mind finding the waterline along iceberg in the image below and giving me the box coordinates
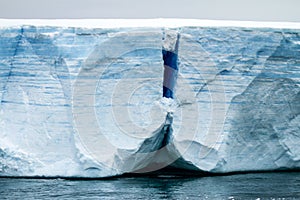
[0,19,299,178]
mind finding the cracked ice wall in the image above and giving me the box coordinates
[0,21,299,177]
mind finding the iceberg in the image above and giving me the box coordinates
[0,19,299,178]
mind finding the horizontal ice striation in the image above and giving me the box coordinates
[0,21,299,177]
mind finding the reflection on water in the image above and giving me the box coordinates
[1,172,300,199]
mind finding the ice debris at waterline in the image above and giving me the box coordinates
[0,19,300,178]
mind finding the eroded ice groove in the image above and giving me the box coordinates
[116,31,183,174]
[0,20,300,177]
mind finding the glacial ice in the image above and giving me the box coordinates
[0,19,299,178]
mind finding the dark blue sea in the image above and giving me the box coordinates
[1,172,300,199]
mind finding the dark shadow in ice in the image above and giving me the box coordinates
[137,113,173,153]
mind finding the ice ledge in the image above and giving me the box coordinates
[1,18,300,29]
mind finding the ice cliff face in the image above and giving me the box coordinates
[0,20,299,177]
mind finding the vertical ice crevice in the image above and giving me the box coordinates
[160,30,180,147]
[162,30,180,99]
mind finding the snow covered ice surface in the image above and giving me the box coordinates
[0,19,299,178]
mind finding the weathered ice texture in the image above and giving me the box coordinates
[0,20,299,177]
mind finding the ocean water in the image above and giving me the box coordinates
[0,172,300,199]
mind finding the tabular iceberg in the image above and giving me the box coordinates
[0,19,299,178]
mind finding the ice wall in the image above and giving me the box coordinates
[0,20,299,177]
